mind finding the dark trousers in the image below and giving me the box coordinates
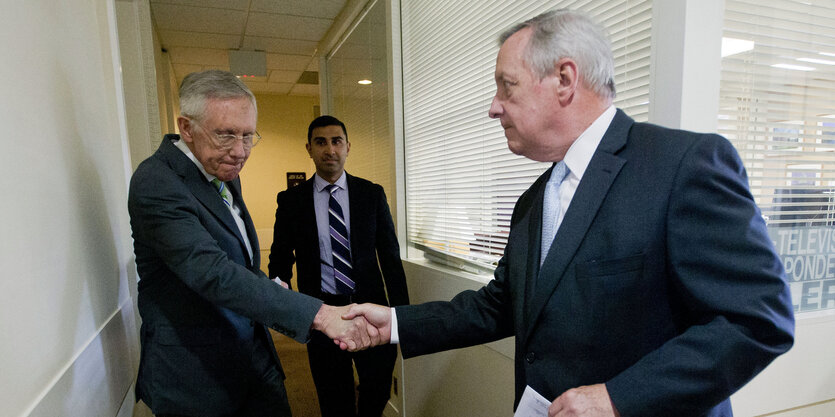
[307,330,398,417]
[157,336,291,417]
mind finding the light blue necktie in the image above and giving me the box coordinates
[541,161,569,265]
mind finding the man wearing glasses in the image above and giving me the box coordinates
[128,70,377,417]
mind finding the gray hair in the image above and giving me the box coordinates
[500,9,616,100]
[178,69,257,121]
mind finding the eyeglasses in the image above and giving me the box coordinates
[190,120,262,151]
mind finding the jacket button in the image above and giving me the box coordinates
[526,352,536,364]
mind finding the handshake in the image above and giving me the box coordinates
[312,303,392,351]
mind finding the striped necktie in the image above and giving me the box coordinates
[210,178,232,207]
[325,184,355,294]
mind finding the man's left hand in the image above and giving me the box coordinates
[549,384,619,417]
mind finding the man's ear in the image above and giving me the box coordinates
[305,142,312,157]
[554,58,579,105]
[177,116,193,143]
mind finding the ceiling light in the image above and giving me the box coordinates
[358,79,372,85]
[797,57,835,66]
[721,37,754,57]
[771,63,815,71]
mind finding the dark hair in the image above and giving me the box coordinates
[307,115,347,143]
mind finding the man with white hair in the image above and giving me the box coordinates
[128,70,373,417]
[345,9,794,417]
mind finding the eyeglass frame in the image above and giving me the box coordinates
[187,118,262,151]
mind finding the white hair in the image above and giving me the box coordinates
[500,9,616,100]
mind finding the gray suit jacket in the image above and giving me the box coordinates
[396,110,794,416]
[128,135,323,415]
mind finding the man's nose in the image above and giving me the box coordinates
[228,138,246,157]
[488,95,502,119]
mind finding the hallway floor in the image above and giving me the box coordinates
[270,330,322,417]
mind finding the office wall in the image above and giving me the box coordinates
[400,262,515,417]
[239,94,319,280]
[0,1,138,417]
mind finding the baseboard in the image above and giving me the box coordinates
[384,399,400,417]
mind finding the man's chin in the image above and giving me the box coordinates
[506,140,524,156]
[215,170,241,182]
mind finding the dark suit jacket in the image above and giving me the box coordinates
[128,135,323,415]
[268,174,409,307]
[395,110,794,417]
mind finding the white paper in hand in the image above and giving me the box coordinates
[514,385,550,417]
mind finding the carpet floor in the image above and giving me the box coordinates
[271,330,323,417]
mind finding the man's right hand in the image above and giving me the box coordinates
[340,303,392,349]
[312,304,377,351]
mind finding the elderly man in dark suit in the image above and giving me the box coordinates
[268,115,409,417]
[343,9,794,417]
[128,70,374,417]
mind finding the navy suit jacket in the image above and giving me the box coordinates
[128,135,323,415]
[396,110,794,416]
[268,174,409,307]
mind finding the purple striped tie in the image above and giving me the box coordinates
[325,184,355,294]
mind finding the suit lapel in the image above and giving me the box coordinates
[521,169,549,313]
[345,173,362,261]
[299,178,320,272]
[227,179,258,267]
[158,136,251,264]
[523,111,632,343]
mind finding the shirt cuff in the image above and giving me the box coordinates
[390,307,400,344]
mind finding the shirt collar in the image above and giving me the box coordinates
[173,135,218,183]
[314,171,348,192]
[562,105,617,180]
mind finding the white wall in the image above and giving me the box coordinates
[400,261,515,417]
[0,1,138,416]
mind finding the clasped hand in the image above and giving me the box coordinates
[312,303,392,351]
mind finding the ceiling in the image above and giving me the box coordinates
[149,0,350,97]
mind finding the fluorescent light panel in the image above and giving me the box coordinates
[721,37,755,57]
[797,57,835,66]
[771,63,815,71]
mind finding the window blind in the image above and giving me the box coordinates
[719,0,835,228]
[401,0,653,268]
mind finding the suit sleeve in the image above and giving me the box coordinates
[129,173,322,343]
[373,185,410,306]
[268,190,295,287]
[605,135,795,415]
[394,183,537,357]
[396,254,514,358]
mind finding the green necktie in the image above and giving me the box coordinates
[210,178,232,207]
